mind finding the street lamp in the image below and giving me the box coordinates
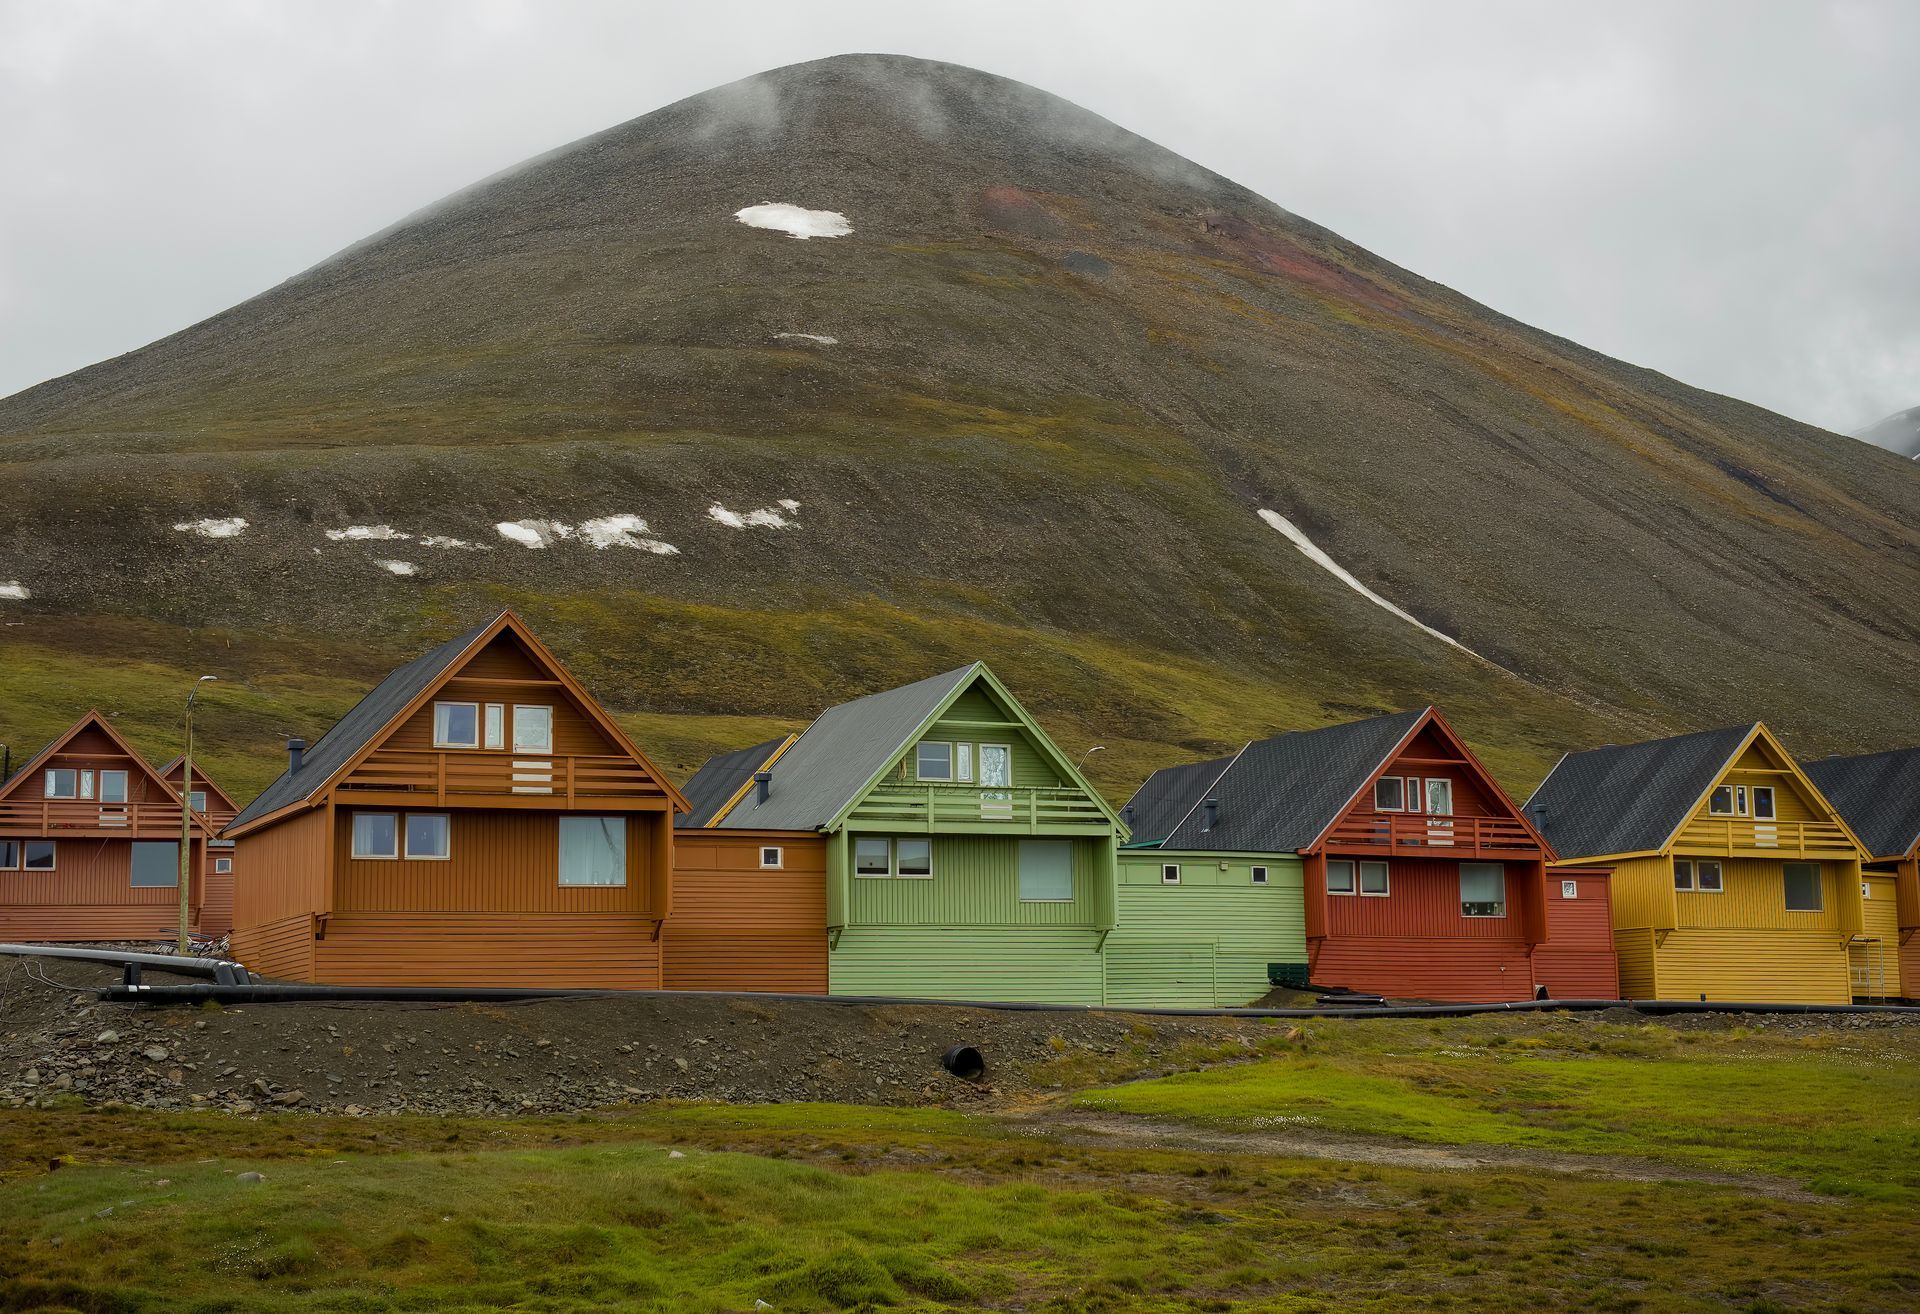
[178,675,217,954]
[1075,745,1106,776]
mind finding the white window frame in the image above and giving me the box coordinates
[1561,879,1578,899]
[44,768,78,800]
[1695,859,1724,893]
[99,770,129,804]
[512,705,553,755]
[1327,859,1356,895]
[1373,777,1405,811]
[955,742,974,783]
[433,701,480,749]
[1673,859,1695,891]
[351,812,400,860]
[484,703,505,750]
[404,813,451,861]
[1162,863,1181,885]
[214,856,233,874]
[1251,865,1269,886]
[1782,863,1823,913]
[1708,785,1735,816]
[0,840,18,870]
[896,837,933,879]
[1425,778,1453,817]
[1459,862,1506,918]
[1358,860,1390,897]
[915,741,954,782]
[187,790,207,814]
[1734,784,1748,816]
[854,836,892,878]
[557,815,626,887]
[23,840,56,871]
[1751,786,1776,820]
[759,846,783,870]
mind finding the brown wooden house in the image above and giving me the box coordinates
[159,756,240,937]
[0,711,216,942]
[226,611,688,986]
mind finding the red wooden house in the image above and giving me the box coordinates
[1132,707,1616,1002]
[159,756,240,937]
[0,711,218,942]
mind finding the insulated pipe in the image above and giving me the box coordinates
[3,943,249,981]
[940,1044,985,1080]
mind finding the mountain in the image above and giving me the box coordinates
[1857,407,1920,460]
[3,53,1917,800]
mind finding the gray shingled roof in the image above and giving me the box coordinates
[1804,746,1920,861]
[1523,724,1752,860]
[1121,751,1237,846]
[1129,708,1429,853]
[676,736,791,828]
[228,620,493,830]
[716,665,976,832]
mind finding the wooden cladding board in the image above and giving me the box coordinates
[232,806,328,929]
[1651,928,1851,1004]
[377,633,622,760]
[1310,936,1541,1003]
[1322,857,1536,940]
[1364,723,1514,822]
[0,903,188,943]
[1105,852,1304,1006]
[1532,871,1618,998]
[845,835,1102,927]
[1853,875,1901,999]
[665,831,827,993]
[229,913,315,981]
[828,926,1104,1004]
[1674,858,1854,932]
[1614,926,1658,999]
[312,913,661,988]
[0,835,202,943]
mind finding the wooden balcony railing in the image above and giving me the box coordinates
[1673,817,1855,857]
[339,750,664,805]
[853,784,1112,831]
[1325,813,1542,856]
[0,798,192,836]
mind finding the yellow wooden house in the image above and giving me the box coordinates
[1803,746,1920,1001]
[1524,723,1867,1004]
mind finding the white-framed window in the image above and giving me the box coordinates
[1696,859,1724,893]
[484,703,505,750]
[1359,861,1390,897]
[188,790,207,814]
[759,846,783,869]
[1018,839,1073,901]
[1161,863,1181,884]
[100,770,129,804]
[915,741,954,781]
[1735,785,1749,815]
[854,837,892,877]
[1752,786,1776,820]
[1425,778,1453,816]
[1560,879,1578,899]
[1251,865,1270,886]
[1460,862,1505,917]
[433,701,480,749]
[0,840,17,870]
[897,838,933,879]
[405,813,451,860]
[1373,777,1405,811]
[1782,863,1822,912]
[351,812,399,860]
[558,816,625,886]
[1327,860,1356,895]
[1708,785,1736,816]
[513,705,553,755]
[44,768,79,799]
[955,743,974,783]
[214,857,233,874]
[129,841,179,888]
[23,840,55,871]
[1673,859,1694,891]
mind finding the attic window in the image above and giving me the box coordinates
[433,702,479,749]
[513,705,553,754]
[484,703,505,750]
[915,742,954,782]
[44,769,84,800]
[188,791,207,814]
[1752,786,1776,820]
[1708,786,1736,816]
[1373,777,1405,811]
[101,771,128,804]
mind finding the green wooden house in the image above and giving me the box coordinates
[684,663,1127,1003]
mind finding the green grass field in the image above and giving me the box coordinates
[4,1017,1918,1312]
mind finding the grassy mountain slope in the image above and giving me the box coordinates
[2,54,1916,804]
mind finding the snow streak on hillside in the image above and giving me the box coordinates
[1258,509,1476,657]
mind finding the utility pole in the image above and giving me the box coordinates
[179,675,217,954]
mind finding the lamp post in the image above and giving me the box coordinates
[179,675,217,953]
[1075,745,1106,777]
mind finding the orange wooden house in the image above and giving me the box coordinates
[159,756,240,937]
[226,611,689,986]
[0,711,218,942]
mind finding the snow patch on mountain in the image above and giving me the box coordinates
[734,204,851,239]
[708,502,798,529]
[1258,509,1475,657]
[0,581,28,600]
[173,517,249,539]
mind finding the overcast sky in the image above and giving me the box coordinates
[2,0,1915,435]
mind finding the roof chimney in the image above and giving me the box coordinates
[754,770,771,805]
[1123,804,1134,827]
[1202,797,1220,830]
[288,738,305,775]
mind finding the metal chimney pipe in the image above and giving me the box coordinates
[288,738,305,774]
[753,770,771,805]
[1203,797,1219,830]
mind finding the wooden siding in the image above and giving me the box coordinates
[1652,928,1851,1004]
[230,913,315,981]
[1532,870,1618,998]
[332,810,663,916]
[312,913,661,988]
[1105,852,1305,1006]
[1674,858,1858,932]
[828,926,1104,1004]
[845,835,1102,927]
[1596,855,1675,931]
[1322,857,1540,941]
[1309,936,1539,1003]
[665,830,827,993]
[199,854,235,937]
[1854,874,1901,1000]
[0,836,196,942]
[232,806,328,929]
[1614,926,1658,998]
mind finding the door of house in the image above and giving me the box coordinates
[1425,778,1454,846]
[979,744,1013,820]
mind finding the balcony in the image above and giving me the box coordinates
[851,784,1112,834]
[1324,813,1542,858]
[338,749,666,807]
[0,798,192,837]
[1672,817,1855,859]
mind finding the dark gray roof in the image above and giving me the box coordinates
[1131,708,1429,853]
[1121,751,1237,846]
[1523,724,1752,860]
[676,736,791,828]
[1804,746,1920,860]
[229,620,493,830]
[717,665,976,832]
